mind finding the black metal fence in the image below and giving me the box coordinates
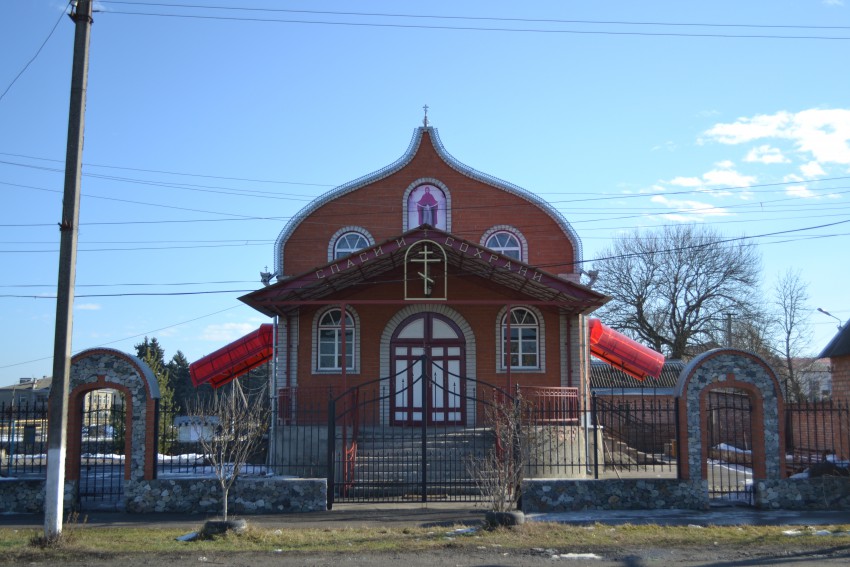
[7,391,846,492]
[590,393,679,478]
[785,399,850,475]
[78,396,126,506]
[0,399,48,478]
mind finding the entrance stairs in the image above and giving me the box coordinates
[341,426,495,498]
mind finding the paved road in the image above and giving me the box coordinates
[2,502,849,530]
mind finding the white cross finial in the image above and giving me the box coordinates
[423,104,429,127]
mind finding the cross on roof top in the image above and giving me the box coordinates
[422,104,429,127]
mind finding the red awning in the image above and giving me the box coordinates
[189,324,274,388]
[588,319,664,381]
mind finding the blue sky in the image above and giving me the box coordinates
[2,0,849,385]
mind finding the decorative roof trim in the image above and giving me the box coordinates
[428,128,583,265]
[274,129,423,276]
[273,126,583,275]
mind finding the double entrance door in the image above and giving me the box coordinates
[391,313,465,426]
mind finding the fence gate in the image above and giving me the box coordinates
[705,389,754,505]
[78,392,126,509]
[328,356,506,506]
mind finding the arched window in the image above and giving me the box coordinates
[482,226,527,262]
[333,231,369,259]
[317,308,355,371]
[485,231,522,260]
[501,308,539,369]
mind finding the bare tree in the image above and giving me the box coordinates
[189,380,270,521]
[469,392,539,521]
[773,269,812,401]
[592,225,762,359]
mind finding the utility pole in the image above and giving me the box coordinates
[44,0,93,541]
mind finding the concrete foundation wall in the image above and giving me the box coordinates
[754,478,850,510]
[0,477,326,515]
[522,478,709,511]
[522,477,850,512]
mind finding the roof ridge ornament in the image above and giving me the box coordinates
[422,104,429,127]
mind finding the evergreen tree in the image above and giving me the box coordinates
[136,337,176,452]
[167,350,199,413]
[135,336,166,367]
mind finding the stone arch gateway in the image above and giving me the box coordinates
[675,348,786,501]
[68,349,160,508]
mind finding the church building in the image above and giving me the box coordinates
[241,121,609,418]
[189,121,663,495]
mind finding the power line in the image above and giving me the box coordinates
[0,279,257,288]
[3,169,849,229]
[98,2,850,39]
[0,2,71,103]
[2,220,846,292]
[0,289,253,299]
[0,304,244,371]
[0,153,335,189]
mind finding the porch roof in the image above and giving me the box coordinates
[189,324,273,388]
[588,318,665,381]
[590,359,683,390]
[240,226,609,318]
[819,320,850,359]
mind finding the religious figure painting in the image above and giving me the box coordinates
[407,184,447,229]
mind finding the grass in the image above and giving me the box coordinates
[2,521,850,563]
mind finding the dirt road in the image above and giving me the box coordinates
[12,543,850,567]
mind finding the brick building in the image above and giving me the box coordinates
[242,123,613,420]
[191,123,662,439]
[820,322,850,406]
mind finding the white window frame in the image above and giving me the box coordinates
[327,227,374,262]
[497,307,543,371]
[314,308,359,373]
[481,225,528,262]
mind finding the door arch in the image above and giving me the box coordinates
[390,312,465,425]
[68,349,160,509]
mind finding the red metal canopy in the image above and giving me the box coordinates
[588,318,664,381]
[189,324,274,389]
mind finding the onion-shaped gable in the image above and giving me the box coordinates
[272,126,583,278]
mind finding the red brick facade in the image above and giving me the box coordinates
[831,356,850,406]
[243,127,607,423]
[280,130,576,276]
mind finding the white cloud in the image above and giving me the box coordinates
[650,195,731,221]
[75,303,101,311]
[701,167,756,189]
[823,0,844,6]
[668,176,703,188]
[800,161,826,178]
[704,112,793,144]
[744,145,789,164]
[704,108,850,166]
[786,185,817,198]
[665,162,755,194]
[651,141,677,152]
[201,322,256,342]
[791,108,850,164]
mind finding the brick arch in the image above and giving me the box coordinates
[68,349,160,483]
[380,304,476,380]
[675,348,785,482]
